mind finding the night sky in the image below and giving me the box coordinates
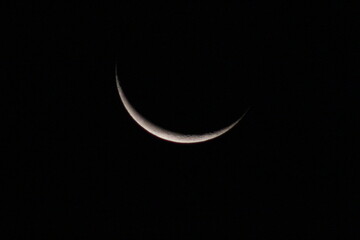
[4,1,358,239]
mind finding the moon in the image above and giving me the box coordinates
[115,67,248,144]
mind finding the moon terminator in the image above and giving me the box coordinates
[115,66,248,143]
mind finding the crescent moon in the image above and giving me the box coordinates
[116,67,248,144]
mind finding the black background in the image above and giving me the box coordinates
[4,1,358,239]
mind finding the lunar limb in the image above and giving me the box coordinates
[115,66,248,143]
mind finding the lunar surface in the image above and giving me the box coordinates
[116,67,248,143]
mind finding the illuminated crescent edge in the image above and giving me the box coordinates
[116,67,248,143]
